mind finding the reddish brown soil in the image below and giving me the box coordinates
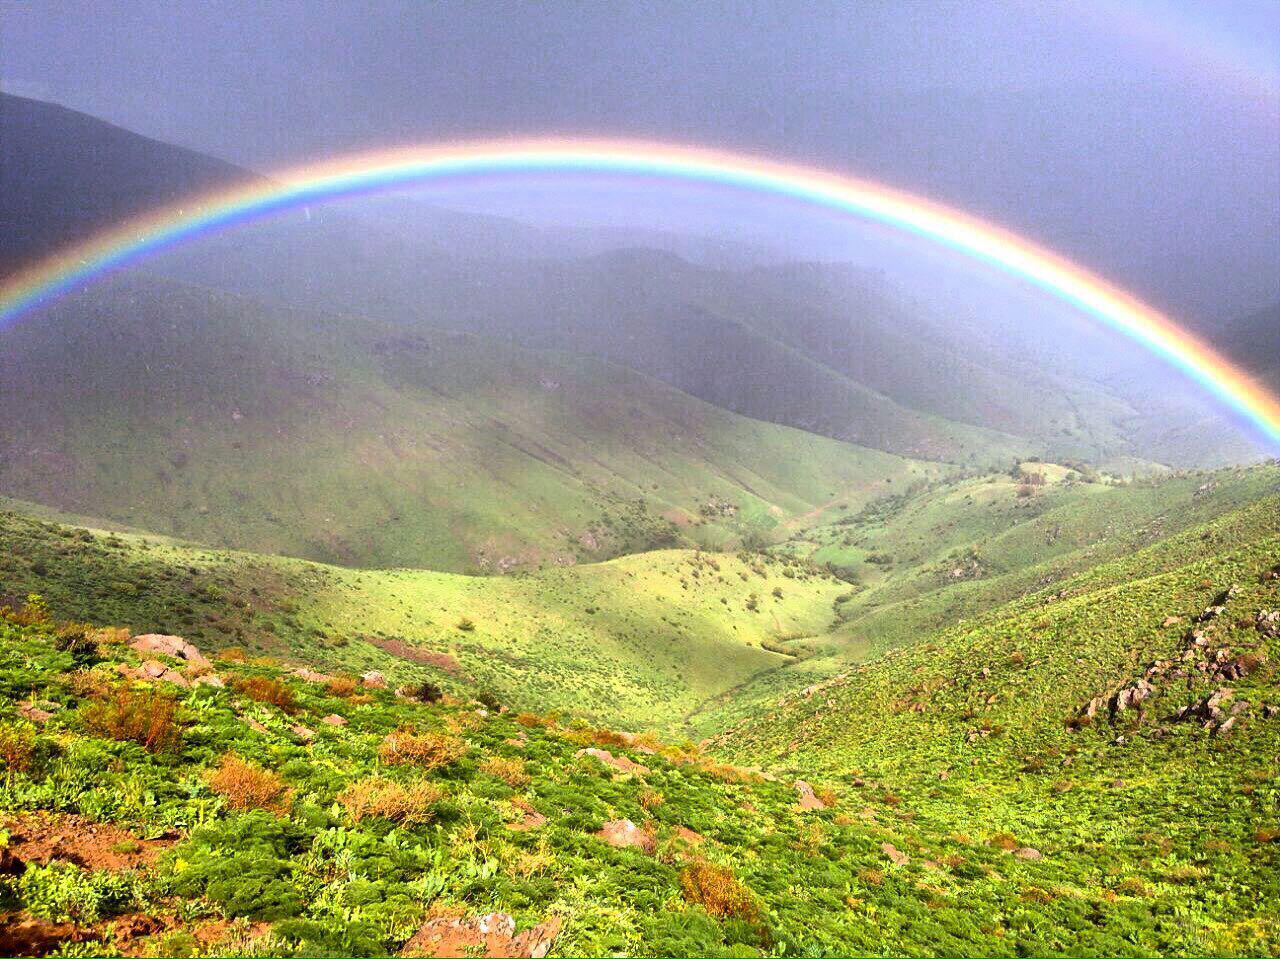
[0,913,95,957]
[400,912,561,958]
[3,812,175,871]
[367,637,464,674]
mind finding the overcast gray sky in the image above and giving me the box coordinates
[2,0,1277,323]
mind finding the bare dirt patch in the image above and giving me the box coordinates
[400,911,562,958]
[3,812,175,871]
[367,637,465,674]
[0,912,94,957]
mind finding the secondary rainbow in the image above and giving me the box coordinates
[2,138,1277,447]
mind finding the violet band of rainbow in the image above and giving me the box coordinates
[2,139,1277,448]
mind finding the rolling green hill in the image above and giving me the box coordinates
[0,501,852,732]
[1,466,1277,956]
[0,274,944,572]
[711,491,1280,955]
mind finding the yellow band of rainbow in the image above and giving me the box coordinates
[2,139,1277,448]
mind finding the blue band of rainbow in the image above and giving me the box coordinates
[2,139,1277,448]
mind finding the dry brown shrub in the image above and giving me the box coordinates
[205,754,293,814]
[815,786,840,808]
[338,777,443,824]
[514,712,545,728]
[232,676,297,713]
[379,729,466,770]
[217,647,249,663]
[444,713,481,734]
[89,626,131,646]
[638,789,665,810]
[0,725,36,774]
[693,757,757,783]
[988,832,1020,851]
[325,676,358,698]
[595,728,633,748]
[678,861,759,922]
[858,867,885,886]
[479,756,529,788]
[82,686,181,752]
[1256,827,1280,843]
[1116,876,1149,897]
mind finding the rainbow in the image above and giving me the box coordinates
[2,138,1278,448]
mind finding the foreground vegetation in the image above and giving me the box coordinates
[0,465,1277,955]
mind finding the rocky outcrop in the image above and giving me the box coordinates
[129,634,208,666]
[575,748,649,776]
[597,818,655,853]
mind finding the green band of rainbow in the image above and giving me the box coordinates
[2,139,1277,448]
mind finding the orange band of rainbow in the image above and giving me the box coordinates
[2,139,1277,447]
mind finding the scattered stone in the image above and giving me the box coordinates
[674,826,705,846]
[320,714,348,727]
[241,716,269,733]
[1198,605,1227,623]
[1110,679,1153,718]
[291,724,316,742]
[1263,704,1279,720]
[1214,716,1236,737]
[360,671,387,689]
[597,818,655,853]
[400,912,562,958]
[192,674,225,688]
[1256,610,1279,639]
[292,667,332,683]
[1162,616,1183,628]
[507,804,547,832]
[130,634,208,666]
[575,747,649,776]
[1014,846,1043,860]
[794,780,827,811]
[18,702,54,723]
[881,841,910,866]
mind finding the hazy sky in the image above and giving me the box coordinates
[2,0,1278,323]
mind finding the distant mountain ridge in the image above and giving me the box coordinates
[2,91,1275,482]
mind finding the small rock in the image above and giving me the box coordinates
[575,747,649,776]
[597,818,655,853]
[360,671,387,689]
[1162,616,1183,628]
[881,841,910,866]
[291,724,316,742]
[320,714,348,726]
[131,633,208,666]
[18,702,54,723]
[192,674,225,688]
[794,780,826,811]
[1014,846,1043,860]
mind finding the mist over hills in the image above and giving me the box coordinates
[4,91,1276,473]
[1,85,1279,958]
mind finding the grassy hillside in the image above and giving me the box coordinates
[0,274,941,571]
[0,504,850,732]
[0,478,1277,955]
[712,494,1280,955]
[687,461,1280,736]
